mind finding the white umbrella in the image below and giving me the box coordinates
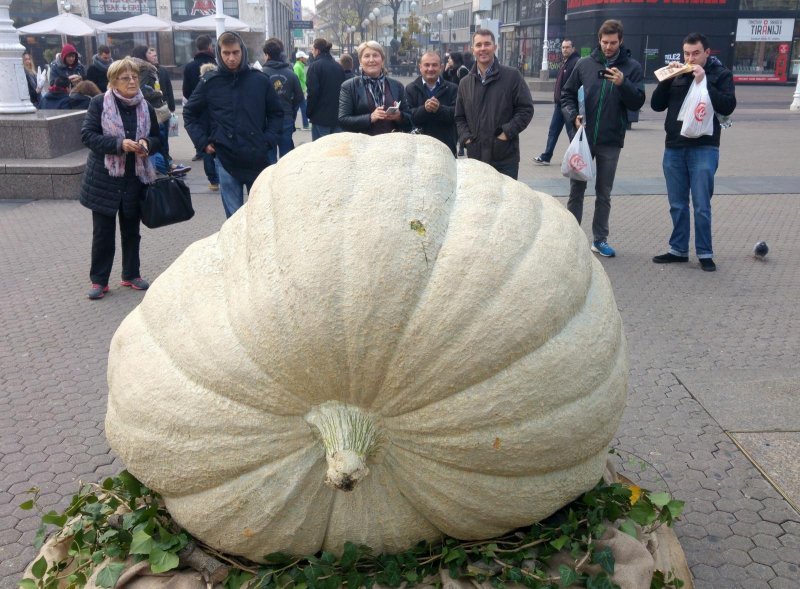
[97,14,176,33]
[17,12,104,36]
[174,14,250,32]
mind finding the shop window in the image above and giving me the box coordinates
[88,0,158,19]
[170,0,239,21]
[739,0,799,9]
[733,40,793,81]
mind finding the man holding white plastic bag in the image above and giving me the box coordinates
[561,20,645,258]
[651,33,736,272]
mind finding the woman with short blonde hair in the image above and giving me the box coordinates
[338,41,411,135]
[79,55,161,299]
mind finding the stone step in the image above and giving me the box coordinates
[0,148,86,200]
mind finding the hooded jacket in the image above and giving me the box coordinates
[86,54,112,92]
[651,56,736,149]
[561,45,645,149]
[183,33,284,185]
[306,51,346,127]
[405,76,458,155]
[454,59,534,167]
[261,59,303,123]
[182,50,216,100]
[49,43,86,84]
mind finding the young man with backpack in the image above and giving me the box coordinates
[261,38,304,163]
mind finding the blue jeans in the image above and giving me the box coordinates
[215,159,252,218]
[662,146,719,259]
[540,103,567,162]
[311,124,342,141]
[296,98,309,128]
[492,161,519,180]
[267,120,296,164]
[204,152,219,184]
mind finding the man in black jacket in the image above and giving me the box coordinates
[405,51,458,155]
[561,19,645,258]
[262,37,303,163]
[307,38,345,140]
[184,32,284,218]
[651,33,736,272]
[455,29,534,180]
[86,45,112,92]
[534,39,578,165]
[182,35,215,101]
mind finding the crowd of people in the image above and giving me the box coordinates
[19,18,735,299]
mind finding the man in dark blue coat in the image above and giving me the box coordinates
[261,37,303,163]
[405,51,458,155]
[184,32,284,218]
[306,38,345,140]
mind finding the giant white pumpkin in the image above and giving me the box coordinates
[105,133,627,562]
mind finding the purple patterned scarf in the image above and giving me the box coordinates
[101,89,156,184]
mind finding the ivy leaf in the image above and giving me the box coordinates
[340,542,358,571]
[628,502,658,526]
[592,546,615,575]
[19,500,35,511]
[149,547,180,574]
[129,529,154,555]
[346,571,363,589]
[18,580,38,589]
[96,563,126,589]
[666,500,685,520]
[31,556,48,579]
[647,492,671,508]
[550,535,570,551]
[118,470,144,498]
[618,519,638,539]
[33,523,47,550]
[585,572,617,589]
[41,511,68,527]
[264,552,293,565]
[558,564,577,587]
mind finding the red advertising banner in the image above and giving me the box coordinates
[568,0,725,8]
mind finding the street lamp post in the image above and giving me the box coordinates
[791,74,800,111]
[373,7,381,42]
[362,18,370,42]
[436,13,443,54]
[368,12,376,41]
[446,8,454,57]
[540,0,554,80]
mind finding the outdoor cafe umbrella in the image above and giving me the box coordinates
[17,12,104,36]
[173,14,250,32]
[97,14,176,33]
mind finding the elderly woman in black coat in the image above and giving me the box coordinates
[338,41,412,135]
[80,57,160,300]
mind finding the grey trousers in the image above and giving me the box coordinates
[567,144,622,242]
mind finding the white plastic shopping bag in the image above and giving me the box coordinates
[561,126,594,182]
[168,113,180,137]
[677,77,714,138]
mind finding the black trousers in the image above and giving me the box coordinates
[89,206,141,286]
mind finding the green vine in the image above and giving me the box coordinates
[19,471,685,589]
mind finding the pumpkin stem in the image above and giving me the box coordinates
[305,402,382,492]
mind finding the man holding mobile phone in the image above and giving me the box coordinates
[561,20,645,258]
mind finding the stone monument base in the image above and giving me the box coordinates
[0,110,87,201]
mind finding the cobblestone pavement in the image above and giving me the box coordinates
[1,84,799,588]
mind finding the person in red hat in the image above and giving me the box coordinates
[49,42,86,86]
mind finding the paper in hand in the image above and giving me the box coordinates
[654,63,693,82]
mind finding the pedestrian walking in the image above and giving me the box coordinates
[294,51,310,130]
[533,39,579,165]
[307,38,346,140]
[338,41,412,135]
[340,54,355,80]
[183,32,283,218]
[454,29,534,180]
[561,19,645,258]
[79,57,160,300]
[182,35,215,102]
[651,32,736,272]
[405,51,458,155]
[261,37,303,162]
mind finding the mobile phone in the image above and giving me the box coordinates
[597,69,612,79]
[385,105,400,114]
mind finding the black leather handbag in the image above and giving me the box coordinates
[141,176,194,229]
